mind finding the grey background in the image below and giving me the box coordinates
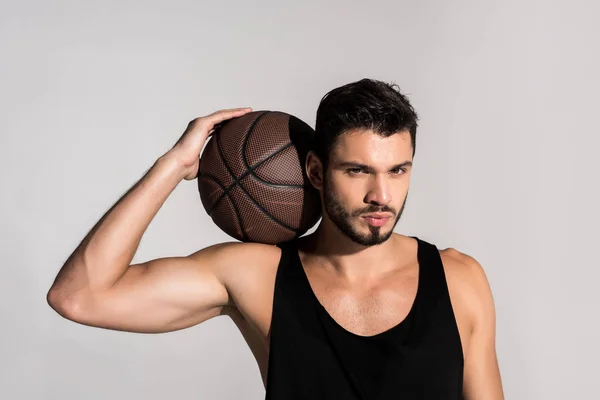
[1,0,598,398]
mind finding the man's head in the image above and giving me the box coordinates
[307,78,418,246]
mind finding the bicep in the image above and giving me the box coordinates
[458,254,504,399]
[68,247,232,334]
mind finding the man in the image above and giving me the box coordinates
[47,79,504,399]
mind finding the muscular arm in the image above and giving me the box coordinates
[46,149,241,333]
[52,243,241,334]
[46,153,271,332]
[46,115,266,334]
[444,250,504,399]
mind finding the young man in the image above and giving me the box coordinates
[47,79,504,399]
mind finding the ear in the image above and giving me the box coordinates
[305,151,324,190]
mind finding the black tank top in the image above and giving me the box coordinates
[265,236,464,400]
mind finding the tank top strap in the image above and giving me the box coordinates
[412,236,445,287]
[409,236,455,330]
[274,239,304,295]
[274,239,322,330]
[275,239,303,279]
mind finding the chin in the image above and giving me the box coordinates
[347,227,394,246]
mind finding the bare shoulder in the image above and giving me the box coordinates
[188,241,282,334]
[187,241,281,268]
[187,241,282,291]
[438,247,496,334]
[439,247,490,289]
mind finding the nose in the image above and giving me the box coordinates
[364,174,392,207]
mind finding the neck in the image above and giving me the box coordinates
[300,221,401,282]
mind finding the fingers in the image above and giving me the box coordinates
[188,108,253,136]
[207,107,252,125]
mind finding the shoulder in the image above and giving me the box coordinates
[188,241,283,303]
[189,241,282,263]
[188,241,283,276]
[439,247,489,289]
[191,242,284,333]
[438,247,496,333]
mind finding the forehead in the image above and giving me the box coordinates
[330,129,413,164]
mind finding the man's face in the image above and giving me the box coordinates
[322,129,413,246]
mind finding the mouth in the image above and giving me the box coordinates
[361,214,393,227]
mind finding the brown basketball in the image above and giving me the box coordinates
[197,110,322,244]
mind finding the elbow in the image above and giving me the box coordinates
[47,287,82,321]
[46,286,68,316]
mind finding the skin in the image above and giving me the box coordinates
[47,110,503,398]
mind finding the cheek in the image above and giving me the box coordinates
[327,176,367,208]
[327,173,358,194]
[395,182,411,208]
[396,178,410,194]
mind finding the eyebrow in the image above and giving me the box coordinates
[338,161,413,172]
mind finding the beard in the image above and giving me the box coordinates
[323,178,407,247]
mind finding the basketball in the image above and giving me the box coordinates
[197,110,322,244]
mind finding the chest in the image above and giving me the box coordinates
[230,261,419,340]
[304,264,420,337]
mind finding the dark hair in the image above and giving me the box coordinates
[313,78,419,167]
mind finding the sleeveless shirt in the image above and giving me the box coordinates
[265,236,464,400]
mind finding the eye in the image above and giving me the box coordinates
[347,168,364,175]
[390,168,406,175]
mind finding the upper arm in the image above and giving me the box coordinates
[444,249,504,399]
[62,242,243,334]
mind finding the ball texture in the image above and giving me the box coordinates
[197,110,321,244]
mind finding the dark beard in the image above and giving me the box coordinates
[323,178,406,246]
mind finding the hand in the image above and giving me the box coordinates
[169,108,252,181]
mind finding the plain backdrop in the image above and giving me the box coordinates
[1,0,598,399]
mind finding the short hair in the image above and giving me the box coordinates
[313,78,419,167]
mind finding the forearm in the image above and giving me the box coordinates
[49,150,187,297]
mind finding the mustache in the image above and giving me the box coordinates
[351,205,396,217]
